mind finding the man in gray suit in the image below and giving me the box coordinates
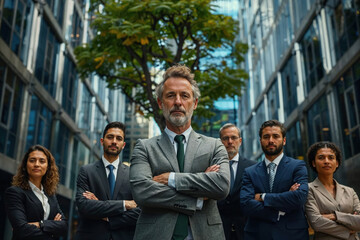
[130,65,230,240]
[76,122,140,240]
[217,123,256,240]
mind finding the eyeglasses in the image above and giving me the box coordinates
[221,136,240,142]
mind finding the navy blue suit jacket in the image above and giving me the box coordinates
[240,155,309,240]
[4,186,67,240]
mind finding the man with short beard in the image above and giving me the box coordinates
[130,65,230,240]
[218,123,256,240]
[75,122,140,240]
[240,120,309,240]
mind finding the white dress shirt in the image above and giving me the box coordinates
[29,181,50,220]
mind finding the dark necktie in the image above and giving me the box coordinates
[229,160,235,191]
[107,164,115,198]
[268,162,276,193]
[173,135,188,240]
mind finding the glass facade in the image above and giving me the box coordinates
[0,0,126,238]
[238,0,360,196]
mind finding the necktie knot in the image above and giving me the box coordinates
[107,164,115,171]
[268,162,276,171]
[174,135,185,144]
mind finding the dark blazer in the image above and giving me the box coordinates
[240,155,309,240]
[217,156,256,240]
[75,159,140,240]
[4,186,67,240]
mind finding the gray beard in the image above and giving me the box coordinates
[162,104,194,127]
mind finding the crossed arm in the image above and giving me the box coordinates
[76,166,140,227]
[129,139,230,215]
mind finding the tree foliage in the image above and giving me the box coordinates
[75,0,248,130]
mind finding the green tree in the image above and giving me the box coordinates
[75,0,248,130]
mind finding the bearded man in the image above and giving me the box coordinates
[76,122,140,240]
[240,120,309,240]
[129,65,230,240]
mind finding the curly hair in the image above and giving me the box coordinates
[307,142,342,173]
[155,64,201,100]
[12,145,59,196]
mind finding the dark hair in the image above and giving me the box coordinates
[307,141,342,173]
[219,123,241,138]
[259,120,286,138]
[103,122,126,138]
[12,145,59,196]
[155,64,201,100]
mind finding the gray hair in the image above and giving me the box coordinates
[219,123,241,137]
[155,65,201,100]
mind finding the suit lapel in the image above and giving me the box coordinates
[157,133,179,172]
[96,160,111,199]
[272,155,289,193]
[313,178,338,207]
[113,162,126,199]
[258,161,270,192]
[26,189,45,217]
[231,157,245,195]
[184,130,201,172]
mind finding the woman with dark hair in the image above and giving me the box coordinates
[305,142,360,240]
[5,145,67,239]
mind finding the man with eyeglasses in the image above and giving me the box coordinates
[218,123,256,240]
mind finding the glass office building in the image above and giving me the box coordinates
[0,0,126,238]
[238,0,360,195]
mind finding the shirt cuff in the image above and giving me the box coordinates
[196,198,204,210]
[277,211,286,221]
[168,172,176,188]
[123,201,127,211]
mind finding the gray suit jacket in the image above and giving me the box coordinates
[130,130,230,240]
[306,178,360,240]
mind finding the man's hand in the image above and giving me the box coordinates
[205,164,220,173]
[322,213,336,221]
[289,183,300,191]
[153,172,170,185]
[83,191,99,200]
[125,200,137,210]
[28,222,40,228]
[54,213,62,221]
[254,193,263,202]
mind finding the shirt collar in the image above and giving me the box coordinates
[264,152,284,167]
[230,153,239,162]
[164,126,192,144]
[102,156,120,168]
[28,180,43,192]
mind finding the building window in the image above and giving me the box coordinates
[45,0,65,28]
[70,7,83,48]
[78,83,93,139]
[307,95,331,144]
[281,55,298,118]
[34,18,60,97]
[326,0,360,60]
[285,121,304,160]
[0,60,24,158]
[53,121,70,185]
[62,56,78,120]
[267,79,279,120]
[300,19,325,93]
[335,59,360,159]
[0,0,32,62]
[26,95,53,150]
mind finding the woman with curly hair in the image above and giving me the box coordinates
[305,142,360,240]
[5,145,67,239]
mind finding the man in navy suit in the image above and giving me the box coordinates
[76,122,140,240]
[240,120,309,240]
[217,123,256,240]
